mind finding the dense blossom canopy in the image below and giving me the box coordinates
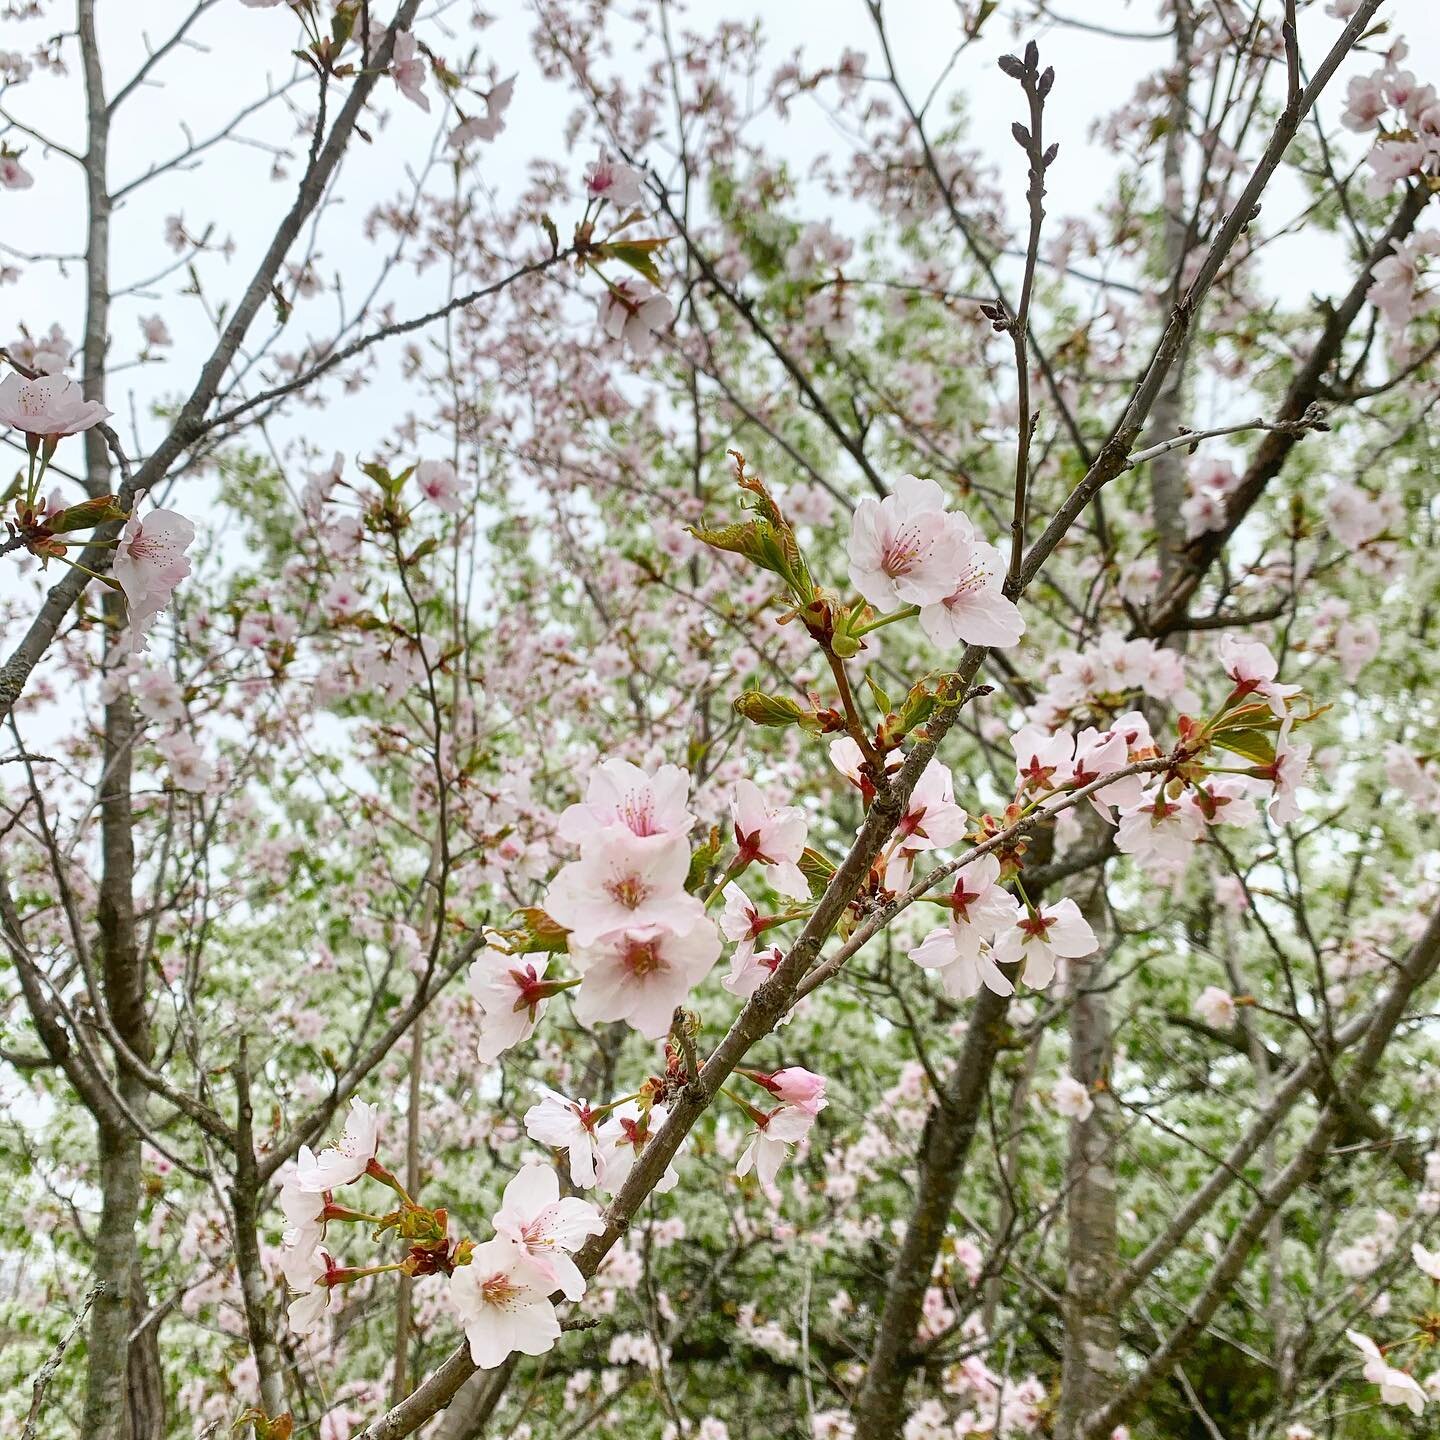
[1,3,1439,1440]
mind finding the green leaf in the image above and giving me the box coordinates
[689,516,813,601]
[515,907,570,954]
[734,690,821,732]
[686,824,723,892]
[47,495,127,533]
[604,242,663,286]
[864,673,893,716]
[798,847,836,900]
[1212,728,1276,767]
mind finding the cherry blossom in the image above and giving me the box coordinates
[1059,726,1145,818]
[731,778,809,899]
[283,1247,337,1337]
[992,898,1098,990]
[1052,1073,1094,1122]
[752,1067,828,1115]
[133,667,185,724]
[1181,457,1241,540]
[492,1163,605,1301]
[570,921,721,1038]
[113,508,196,652]
[279,1177,326,1261]
[1219,636,1302,717]
[916,515,1025,649]
[0,370,111,439]
[718,881,767,967]
[139,315,172,347]
[1190,777,1261,831]
[585,149,646,209]
[888,760,968,881]
[1334,618,1381,681]
[908,856,1020,999]
[847,474,967,611]
[557,759,695,847]
[1342,70,1388,131]
[450,1238,561,1369]
[1346,1330,1427,1415]
[544,831,704,946]
[1115,791,1206,867]
[0,153,33,189]
[829,735,901,799]
[723,941,784,998]
[388,30,429,111]
[449,76,515,147]
[524,1088,604,1188]
[294,1098,379,1192]
[155,732,213,794]
[1267,720,1312,825]
[1193,986,1237,1029]
[1012,726,1074,794]
[599,278,675,358]
[1412,1242,1440,1281]
[736,1104,816,1190]
[596,1101,679,1197]
[468,947,552,1063]
[415,458,462,512]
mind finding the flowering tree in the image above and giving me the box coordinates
[2,2,1440,1439]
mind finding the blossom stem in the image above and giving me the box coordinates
[702,856,746,909]
[57,557,121,587]
[365,1158,414,1206]
[1013,877,1037,919]
[585,1092,641,1123]
[721,1086,768,1126]
[852,604,920,637]
[328,1262,406,1286]
[822,646,885,775]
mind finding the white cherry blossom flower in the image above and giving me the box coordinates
[991,898,1098,990]
[1052,1073,1094,1122]
[545,831,704,947]
[1193,986,1237,1029]
[493,1163,604,1301]
[113,508,196,652]
[294,1098,380,1193]
[570,921,721,1038]
[558,760,695,847]
[848,474,967,611]
[450,1237,561,1369]
[0,370,111,438]
[917,514,1024,649]
[524,1088,604,1188]
[731,778,808,899]
[585,149,646,209]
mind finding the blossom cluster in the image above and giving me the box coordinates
[276,1097,608,1370]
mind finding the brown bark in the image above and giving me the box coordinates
[1145,181,1432,635]
[850,986,1013,1440]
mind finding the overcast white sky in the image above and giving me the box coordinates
[0,0,1437,540]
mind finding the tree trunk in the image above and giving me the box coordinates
[1056,875,1118,1437]
[77,7,154,1433]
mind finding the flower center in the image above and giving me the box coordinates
[607,872,650,910]
[880,522,929,578]
[481,1272,522,1307]
[619,788,658,836]
[1017,914,1056,940]
[622,935,665,976]
[520,1218,553,1249]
